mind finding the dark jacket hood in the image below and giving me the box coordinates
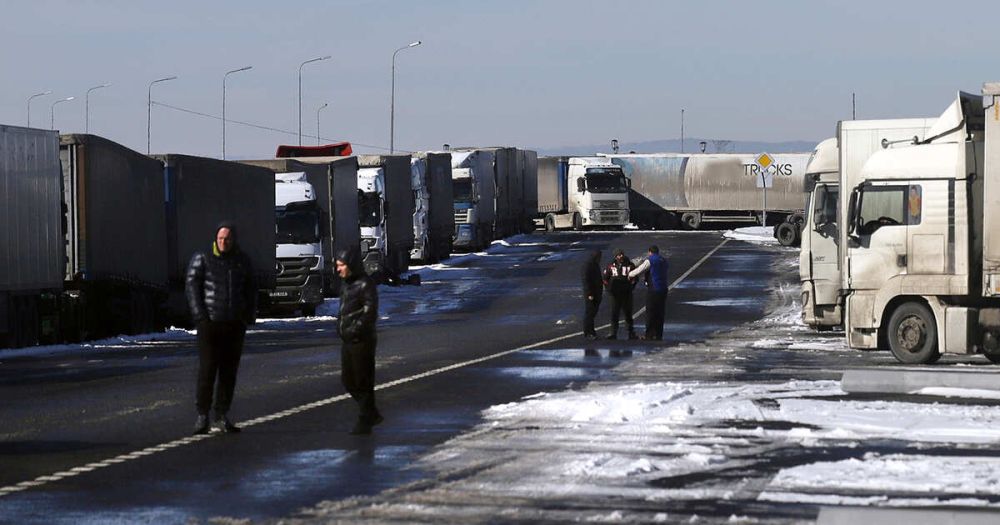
[213,220,240,256]
[336,245,366,279]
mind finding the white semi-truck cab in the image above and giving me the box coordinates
[568,158,629,229]
[840,90,1000,364]
[273,172,324,316]
[451,150,496,250]
[799,138,840,329]
[357,167,387,277]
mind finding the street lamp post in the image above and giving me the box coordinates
[85,83,111,134]
[316,103,329,145]
[27,90,52,127]
[680,108,685,153]
[50,97,75,131]
[298,55,331,146]
[390,41,421,154]
[223,66,252,159]
[147,76,177,154]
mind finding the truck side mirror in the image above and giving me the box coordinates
[576,178,585,193]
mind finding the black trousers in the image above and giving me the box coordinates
[608,291,634,335]
[342,335,380,424]
[583,295,601,335]
[196,320,246,416]
[645,289,668,339]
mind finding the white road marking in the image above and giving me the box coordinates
[0,238,729,498]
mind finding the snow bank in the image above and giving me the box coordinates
[723,226,779,244]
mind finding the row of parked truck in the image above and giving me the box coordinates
[799,84,1000,364]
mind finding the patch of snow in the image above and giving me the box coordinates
[910,387,1000,400]
[723,226,779,244]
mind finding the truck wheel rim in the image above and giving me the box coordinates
[897,316,927,353]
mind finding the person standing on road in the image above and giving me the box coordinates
[630,245,669,340]
[581,249,603,340]
[603,248,638,340]
[336,245,384,435]
[186,222,257,435]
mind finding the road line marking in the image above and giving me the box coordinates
[0,238,729,498]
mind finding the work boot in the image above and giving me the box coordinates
[584,332,597,340]
[350,421,372,435]
[214,414,241,434]
[627,331,638,340]
[193,414,210,435]
[372,413,384,427]
[606,332,617,340]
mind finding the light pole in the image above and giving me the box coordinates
[85,83,111,133]
[298,55,331,146]
[680,108,685,153]
[147,76,177,154]
[223,65,252,159]
[27,90,52,127]
[390,40,421,154]
[50,97,75,131]
[316,103,328,145]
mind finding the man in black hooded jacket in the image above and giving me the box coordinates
[581,249,603,339]
[185,222,256,434]
[336,245,383,435]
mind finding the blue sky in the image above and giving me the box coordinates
[1,0,993,157]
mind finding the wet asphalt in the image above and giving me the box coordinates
[0,231,791,524]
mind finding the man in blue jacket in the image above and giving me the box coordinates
[629,245,669,340]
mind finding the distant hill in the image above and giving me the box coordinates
[535,138,819,157]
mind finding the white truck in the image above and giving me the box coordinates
[537,157,630,231]
[800,118,937,330]
[357,155,414,282]
[833,88,1000,364]
[451,149,496,251]
[273,172,324,316]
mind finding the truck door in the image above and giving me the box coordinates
[847,182,910,291]
[903,183,948,276]
[806,183,840,307]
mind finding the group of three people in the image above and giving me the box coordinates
[582,245,669,341]
[185,223,382,437]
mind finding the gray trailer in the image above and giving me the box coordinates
[241,156,360,300]
[0,125,63,347]
[519,149,539,233]
[61,134,169,338]
[357,155,414,281]
[411,152,454,263]
[155,154,276,324]
[492,147,519,238]
[606,153,808,229]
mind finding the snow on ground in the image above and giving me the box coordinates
[723,226,779,244]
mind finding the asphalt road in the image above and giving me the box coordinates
[0,230,860,524]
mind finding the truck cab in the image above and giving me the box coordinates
[410,158,430,261]
[451,150,496,250]
[273,172,324,316]
[567,158,629,229]
[799,138,840,329]
[357,167,388,277]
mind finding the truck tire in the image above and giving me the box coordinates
[572,213,583,231]
[887,302,941,364]
[545,214,556,232]
[301,304,317,317]
[681,212,702,230]
[775,222,797,246]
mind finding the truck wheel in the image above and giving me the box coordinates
[572,213,583,231]
[301,305,317,317]
[887,302,940,364]
[681,212,701,230]
[775,222,797,246]
[545,214,556,232]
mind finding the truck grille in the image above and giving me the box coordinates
[596,211,626,223]
[594,200,625,209]
[454,209,470,223]
[276,257,318,287]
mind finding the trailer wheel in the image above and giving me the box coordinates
[681,212,702,230]
[544,214,556,232]
[887,302,940,364]
[775,222,797,246]
[572,213,583,231]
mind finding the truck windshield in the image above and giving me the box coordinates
[585,169,628,193]
[275,208,320,244]
[453,179,473,202]
[358,191,382,227]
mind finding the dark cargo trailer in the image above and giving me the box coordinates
[519,149,539,233]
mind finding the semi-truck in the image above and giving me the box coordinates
[537,156,630,231]
[154,154,277,325]
[451,149,496,250]
[604,153,809,231]
[828,87,1000,364]
[356,155,414,282]
[799,119,937,331]
[242,156,360,304]
[2,129,169,347]
[410,153,454,263]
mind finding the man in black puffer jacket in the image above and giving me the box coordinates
[336,245,383,435]
[185,222,256,435]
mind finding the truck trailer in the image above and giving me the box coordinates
[605,153,809,230]
[410,153,454,263]
[356,155,414,281]
[537,156,630,231]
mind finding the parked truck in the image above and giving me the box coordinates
[799,119,937,331]
[154,154,276,325]
[451,149,497,250]
[1,129,169,347]
[519,149,539,234]
[537,156,630,231]
[356,155,414,282]
[604,153,809,231]
[410,153,454,263]
[242,156,360,306]
[829,88,1000,364]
